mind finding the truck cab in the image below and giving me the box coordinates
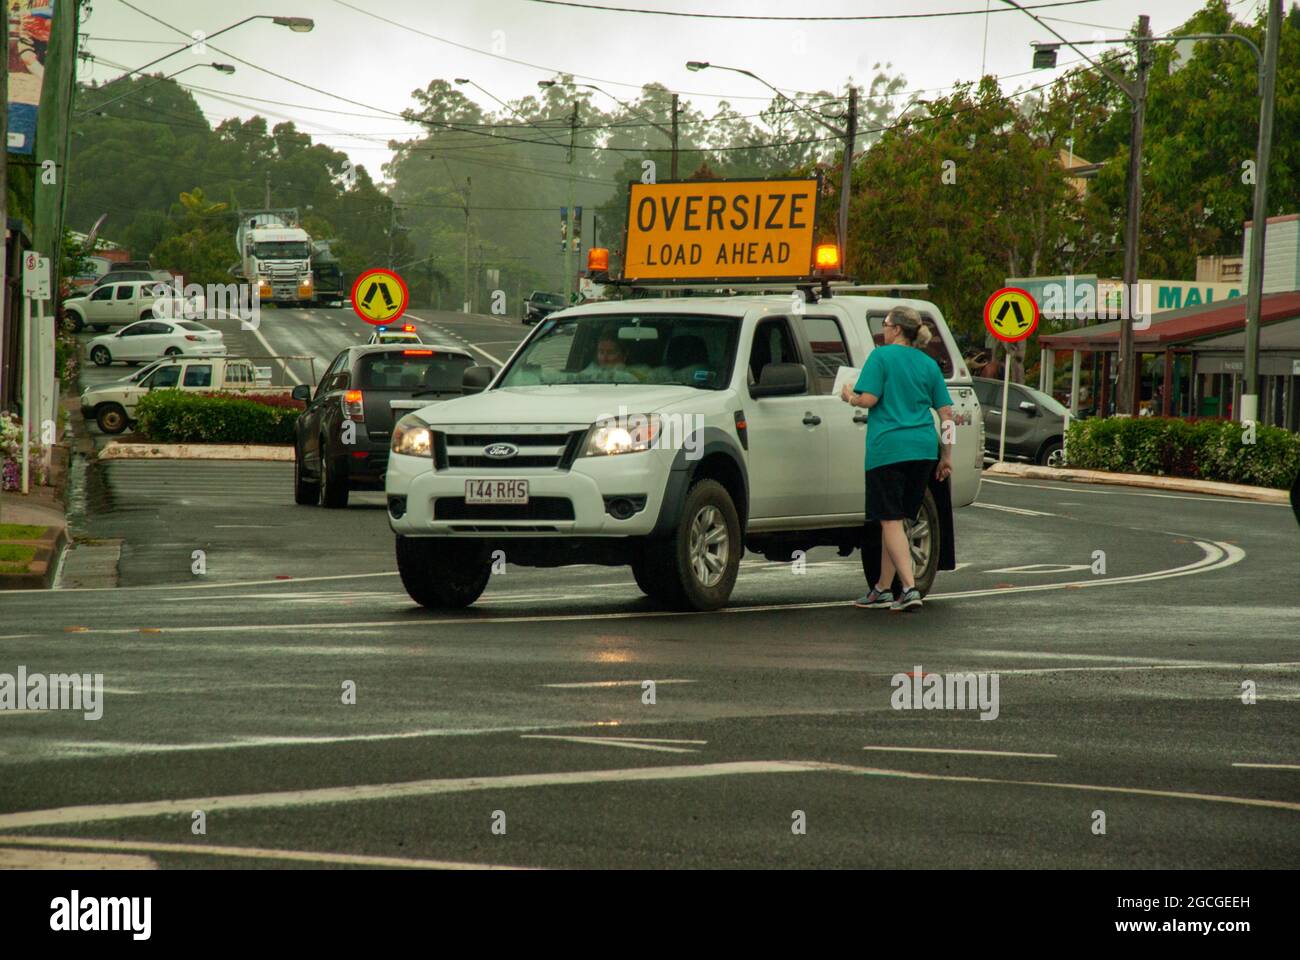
[384,292,982,611]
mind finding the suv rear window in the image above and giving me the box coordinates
[866,312,954,378]
[356,351,472,392]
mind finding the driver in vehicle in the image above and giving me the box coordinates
[580,330,640,382]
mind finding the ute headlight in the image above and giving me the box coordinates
[391,413,433,457]
[583,413,660,457]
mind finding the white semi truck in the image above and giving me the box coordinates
[236,208,316,306]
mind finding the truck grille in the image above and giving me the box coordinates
[436,428,587,470]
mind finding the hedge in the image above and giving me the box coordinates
[133,390,300,444]
[1065,416,1300,490]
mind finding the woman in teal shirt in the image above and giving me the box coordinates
[839,306,954,611]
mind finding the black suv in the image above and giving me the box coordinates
[522,291,566,324]
[292,343,474,508]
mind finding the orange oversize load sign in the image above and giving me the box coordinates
[623,177,820,282]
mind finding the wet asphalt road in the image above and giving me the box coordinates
[2,306,1296,869]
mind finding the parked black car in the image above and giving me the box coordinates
[971,377,1068,466]
[522,291,566,324]
[292,343,475,508]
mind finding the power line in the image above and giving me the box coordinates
[522,0,1105,21]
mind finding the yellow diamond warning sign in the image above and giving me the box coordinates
[983,287,1039,343]
[351,269,409,326]
[622,177,821,282]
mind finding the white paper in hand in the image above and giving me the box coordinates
[833,366,861,397]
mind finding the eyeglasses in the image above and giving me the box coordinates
[882,320,896,328]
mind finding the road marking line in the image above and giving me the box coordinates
[48,721,617,756]
[1232,762,1300,771]
[543,679,697,689]
[981,477,1283,506]
[53,539,1243,634]
[863,746,1057,759]
[0,846,157,869]
[521,735,704,753]
[0,836,523,870]
[971,502,1056,517]
[0,761,827,831]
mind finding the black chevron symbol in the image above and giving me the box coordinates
[362,281,395,310]
[996,298,1029,329]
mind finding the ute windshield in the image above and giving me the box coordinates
[498,313,739,390]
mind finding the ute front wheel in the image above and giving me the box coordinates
[395,537,492,609]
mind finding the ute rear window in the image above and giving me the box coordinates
[866,312,954,378]
[356,352,472,392]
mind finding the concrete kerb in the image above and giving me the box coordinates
[98,443,294,462]
[985,462,1290,504]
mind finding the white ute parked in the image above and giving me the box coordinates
[385,291,983,610]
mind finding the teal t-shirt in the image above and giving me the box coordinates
[855,344,953,469]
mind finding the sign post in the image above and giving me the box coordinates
[20,253,50,494]
[983,286,1040,463]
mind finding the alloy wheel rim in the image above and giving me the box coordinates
[688,504,729,588]
[906,513,931,573]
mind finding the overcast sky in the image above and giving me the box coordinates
[80,0,1243,178]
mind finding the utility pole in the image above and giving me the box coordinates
[264,170,271,208]
[670,93,680,180]
[1242,0,1281,425]
[463,176,472,314]
[838,85,857,266]
[0,10,8,411]
[565,101,578,300]
[1115,14,1152,417]
[387,204,397,270]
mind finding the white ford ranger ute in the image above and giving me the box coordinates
[385,293,983,611]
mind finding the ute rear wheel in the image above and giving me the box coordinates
[395,536,492,609]
[862,487,940,597]
[95,403,128,435]
[640,479,740,611]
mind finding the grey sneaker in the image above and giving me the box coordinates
[854,586,894,609]
[891,588,923,612]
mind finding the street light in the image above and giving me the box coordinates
[1025,9,1276,423]
[686,61,856,270]
[541,79,679,179]
[112,14,314,82]
[78,63,237,115]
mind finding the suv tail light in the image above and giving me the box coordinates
[342,389,364,422]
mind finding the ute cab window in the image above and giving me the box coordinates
[866,311,954,378]
[498,314,738,389]
[356,351,473,395]
[143,365,181,389]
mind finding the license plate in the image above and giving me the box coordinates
[465,479,528,505]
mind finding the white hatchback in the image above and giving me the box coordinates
[87,319,226,366]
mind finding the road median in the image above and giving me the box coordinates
[98,442,294,462]
[984,461,1289,504]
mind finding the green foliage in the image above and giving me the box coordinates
[134,391,300,445]
[1065,416,1300,489]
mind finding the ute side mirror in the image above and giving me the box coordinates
[749,362,807,398]
[462,365,497,394]
[291,384,312,402]
[1018,400,1038,416]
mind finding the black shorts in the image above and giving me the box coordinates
[866,460,935,522]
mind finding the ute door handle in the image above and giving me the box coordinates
[853,412,868,424]
[802,412,822,426]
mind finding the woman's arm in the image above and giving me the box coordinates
[838,383,878,407]
[935,403,954,480]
